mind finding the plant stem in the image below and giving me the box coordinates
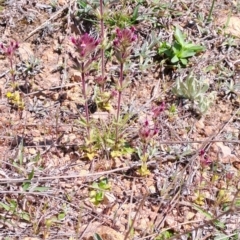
[207,0,215,23]
[99,0,105,90]
[115,62,124,147]
[81,62,90,140]
[9,57,16,82]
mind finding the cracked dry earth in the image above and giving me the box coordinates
[0,0,240,239]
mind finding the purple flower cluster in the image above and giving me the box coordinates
[71,33,100,59]
[113,27,137,48]
[0,41,19,58]
[113,27,137,63]
[139,102,166,141]
[139,119,158,141]
[199,149,212,167]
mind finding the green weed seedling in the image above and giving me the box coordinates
[0,199,30,222]
[89,178,111,205]
[93,233,104,240]
[158,27,205,66]
[155,229,174,240]
[172,74,215,114]
[105,5,140,29]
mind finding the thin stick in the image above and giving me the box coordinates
[24,5,69,41]
[0,161,155,184]
[124,193,147,240]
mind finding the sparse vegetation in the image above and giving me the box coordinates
[0,0,240,239]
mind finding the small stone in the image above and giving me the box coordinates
[28,148,36,155]
[204,126,213,136]
[195,119,205,130]
[103,192,116,204]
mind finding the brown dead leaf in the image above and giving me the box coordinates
[185,211,195,221]
[18,42,34,61]
[81,222,124,240]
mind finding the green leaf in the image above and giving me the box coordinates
[105,138,115,144]
[99,180,110,190]
[32,152,40,162]
[0,202,10,211]
[19,212,30,221]
[123,146,135,154]
[92,182,99,189]
[158,42,171,55]
[180,58,188,65]
[9,200,17,210]
[193,205,225,229]
[171,55,179,63]
[131,5,139,23]
[179,50,196,58]
[200,83,209,93]
[235,199,240,207]
[214,233,229,240]
[95,192,104,202]
[172,42,182,55]
[28,169,34,180]
[185,43,205,52]
[86,152,96,161]
[93,233,103,240]
[32,186,50,192]
[58,212,65,220]
[156,229,174,239]
[111,150,122,158]
[90,190,97,198]
[22,181,31,191]
[77,117,88,127]
[174,27,185,46]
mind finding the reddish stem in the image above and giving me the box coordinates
[81,62,90,140]
[100,0,105,89]
[115,62,124,146]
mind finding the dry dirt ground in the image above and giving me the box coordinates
[0,0,240,239]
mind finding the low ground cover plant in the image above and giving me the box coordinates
[158,27,205,66]
[172,74,215,114]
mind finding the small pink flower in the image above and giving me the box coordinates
[139,119,158,140]
[114,27,137,48]
[110,90,117,98]
[199,149,205,157]
[95,76,107,86]
[113,27,137,63]
[199,150,212,167]
[226,172,234,181]
[152,102,166,119]
[0,41,19,57]
[71,33,99,59]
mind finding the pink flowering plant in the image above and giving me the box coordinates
[70,27,137,160]
[70,33,100,159]
[0,41,25,110]
[194,149,213,205]
[71,34,100,60]
[137,102,165,176]
[113,27,137,64]
[113,27,137,149]
[0,41,19,82]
